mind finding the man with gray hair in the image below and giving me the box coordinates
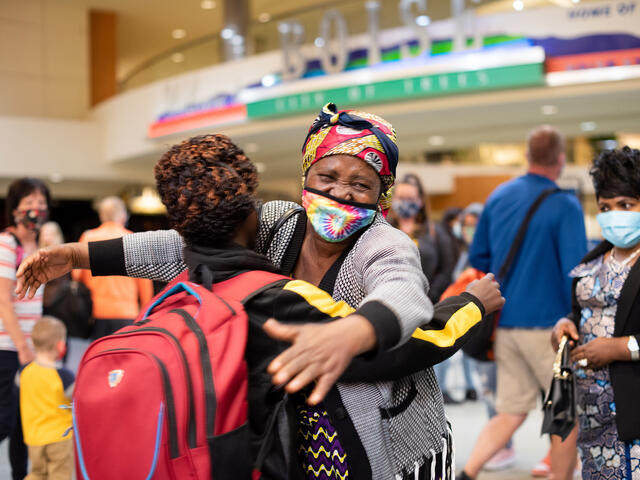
[73,197,153,339]
[457,126,587,480]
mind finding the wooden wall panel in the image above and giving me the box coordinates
[90,10,117,106]
[430,175,514,215]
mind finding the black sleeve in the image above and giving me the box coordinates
[341,292,486,382]
[354,301,400,353]
[89,237,126,276]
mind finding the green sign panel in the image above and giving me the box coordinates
[246,62,543,119]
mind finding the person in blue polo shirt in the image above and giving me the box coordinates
[458,125,587,480]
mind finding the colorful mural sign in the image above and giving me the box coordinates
[147,0,640,139]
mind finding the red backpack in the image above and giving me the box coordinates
[72,270,287,480]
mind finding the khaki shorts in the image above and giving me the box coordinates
[26,437,73,480]
[495,328,555,415]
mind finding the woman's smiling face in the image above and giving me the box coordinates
[305,154,382,205]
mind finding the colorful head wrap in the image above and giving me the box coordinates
[301,103,399,215]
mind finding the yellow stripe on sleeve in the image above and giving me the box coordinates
[283,280,355,318]
[411,302,482,347]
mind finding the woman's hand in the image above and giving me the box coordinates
[466,273,505,314]
[263,314,376,405]
[570,337,630,368]
[15,243,88,299]
[552,317,579,351]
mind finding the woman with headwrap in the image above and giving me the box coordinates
[17,104,504,479]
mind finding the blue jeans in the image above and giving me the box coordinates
[434,352,476,393]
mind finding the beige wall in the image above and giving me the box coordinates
[0,0,88,119]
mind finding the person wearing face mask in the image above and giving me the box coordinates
[0,177,50,480]
[552,146,640,480]
[459,126,587,480]
[388,175,459,304]
[16,104,505,480]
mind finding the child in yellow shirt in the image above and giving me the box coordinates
[17,316,74,480]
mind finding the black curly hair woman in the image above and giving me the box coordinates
[154,134,260,248]
[552,146,640,480]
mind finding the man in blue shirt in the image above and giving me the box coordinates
[458,126,587,480]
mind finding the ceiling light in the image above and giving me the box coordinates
[129,187,166,215]
[258,12,271,23]
[580,121,597,132]
[200,0,216,9]
[513,0,524,11]
[261,74,277,88]
[416,15,431,26]
[221,27,235,40]
[428,135,445,146]
[50,173,64,183]
[572,0,580,3]
[172,28,186,39]
[541,105,558,115]
[171,52,185,63]
[314,37,325,48]
[255,162,267,174]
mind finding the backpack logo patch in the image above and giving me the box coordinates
[108,369,124,388]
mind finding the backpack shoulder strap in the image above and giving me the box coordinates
[213,271,290,304]
[497,187,561,283]
[264,206,304,255]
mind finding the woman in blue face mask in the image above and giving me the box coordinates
[552,146,640,480]
[387,174,459,304]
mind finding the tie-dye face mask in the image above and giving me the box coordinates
[302,188,377,243]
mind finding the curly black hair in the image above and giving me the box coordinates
[590,146,640,199]
[154,134,258,247]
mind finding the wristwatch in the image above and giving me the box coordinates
[627,336,639,361]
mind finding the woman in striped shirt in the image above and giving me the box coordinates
[0,177,50,480]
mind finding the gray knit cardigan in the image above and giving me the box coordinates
[118,200,450,479]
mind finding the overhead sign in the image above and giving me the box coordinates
[244,48,544,118]
[147,0,639,138]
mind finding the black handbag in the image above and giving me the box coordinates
[541,336,576,440]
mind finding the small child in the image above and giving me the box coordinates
[17,316,74,480]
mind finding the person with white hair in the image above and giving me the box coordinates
[73,196,153,339]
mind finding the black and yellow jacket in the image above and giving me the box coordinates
[182,243,486,479]
[89,201,488,479]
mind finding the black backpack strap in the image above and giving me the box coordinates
[497,187,561,283]
[264,206,305,256]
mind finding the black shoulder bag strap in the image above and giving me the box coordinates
[497,187,561,283]
[264,206,304,254]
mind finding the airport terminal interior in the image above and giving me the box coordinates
[1,0,639,478]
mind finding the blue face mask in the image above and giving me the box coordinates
[597,210,640,248]
[392,199,421,219]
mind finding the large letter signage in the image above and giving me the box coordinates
[318,10,349,74]
[279,21,306,80]
[278,0,477,80]
[399,0,431,59]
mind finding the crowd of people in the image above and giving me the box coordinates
[0,101,638,480]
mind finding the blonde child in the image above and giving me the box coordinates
[17,316,74,480]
